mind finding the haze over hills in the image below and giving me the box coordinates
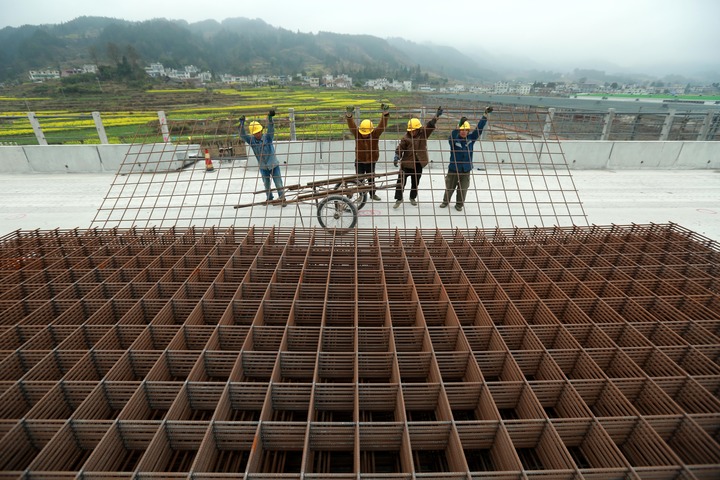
[0,16,716,86]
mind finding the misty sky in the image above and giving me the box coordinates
[2,0,718,75]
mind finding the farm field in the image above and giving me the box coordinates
[0,86,420,145]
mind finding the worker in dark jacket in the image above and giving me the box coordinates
[345,103,390,200]
[393,106,443,208]
[440,106,492,211]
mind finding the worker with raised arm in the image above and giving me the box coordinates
[345,103,390,201]
[238,109,286,206]
[440,106,493,211]
[393,106,443,208]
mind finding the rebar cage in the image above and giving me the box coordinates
[0,223,719,479]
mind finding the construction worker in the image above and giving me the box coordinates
[393,106,443,208]
[345,103,390,201]
[238,110,286,206]
[440,106,493,211]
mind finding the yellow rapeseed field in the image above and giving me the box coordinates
[0,87,410,144]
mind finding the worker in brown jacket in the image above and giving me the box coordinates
[393,106,443,208]
[345,103,390,201]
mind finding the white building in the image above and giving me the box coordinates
[144,63,211,82]
[220,74,256,84]
[516,84,532,95]
[447,84,467,93]
[393,80,412,92]
[28,70,60,82]
[493,81,510,94]
[365,79,412,91]
[301,76,320,87]
[145,63,165,77]
[365,78,390,90]
[323,74,352,88]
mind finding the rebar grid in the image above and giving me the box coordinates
[89,106,587,231]
[0,223,719,479]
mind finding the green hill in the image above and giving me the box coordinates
[0,16,497,84]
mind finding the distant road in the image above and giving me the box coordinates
[435,93,720,114]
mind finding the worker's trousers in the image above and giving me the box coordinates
[442,170,471,207]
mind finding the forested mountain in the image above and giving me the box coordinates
[386,38,499,83]
[0,16,499,84]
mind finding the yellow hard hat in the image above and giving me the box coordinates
[458,121,472,130]
[358,119,374,135]
[248,121,263,135]
[407,118,422,131]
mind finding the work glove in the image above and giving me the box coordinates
[238,115,245,125]
[268,109,276,117]
[393,155,399,167]
[459,116,468,127]
[381,103,390,112]
[436,106,443,118]
[345,106,354,115]
[484,106,494,115]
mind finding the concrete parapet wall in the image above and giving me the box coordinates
[0,143,202,174]
[674,142,719,169]
[561,141,720,170]
[0,140,717,173]
[556,142,614,169]
[116,143,201,174]
[0,146,31,173]
[24,145,106,173]
[97,144,141,172]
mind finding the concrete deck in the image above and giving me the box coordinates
[1,168,719,243]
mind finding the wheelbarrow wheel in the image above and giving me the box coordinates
[333,179,367,210]
[317,195,358,230]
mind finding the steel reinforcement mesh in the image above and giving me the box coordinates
[89,105,588,231]
[0,223,719,479]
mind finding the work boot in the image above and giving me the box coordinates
[281,198,287,207]
[393,200,403,209]
[439,202,448,208]
[455,205,463,211]
[410,198,417,206]
[372,194,381,201]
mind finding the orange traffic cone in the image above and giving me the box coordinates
[204,149,214,172]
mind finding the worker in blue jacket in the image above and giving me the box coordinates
[239,110,285,205]
[440,106,492,211]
